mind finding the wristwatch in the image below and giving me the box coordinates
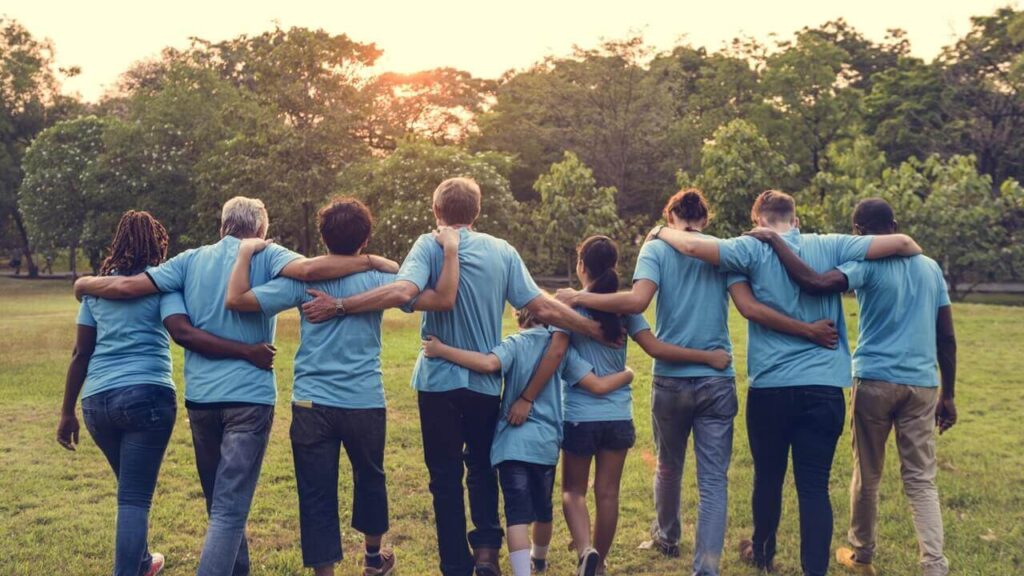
[334,298,347,317]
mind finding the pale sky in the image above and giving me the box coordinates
[7,0,1017,102]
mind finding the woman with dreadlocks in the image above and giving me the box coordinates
[56,210,277,576]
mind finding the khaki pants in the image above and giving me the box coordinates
[848,379,949,576]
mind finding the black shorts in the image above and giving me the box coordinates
[562,420,636,456]
[497,460,556,526]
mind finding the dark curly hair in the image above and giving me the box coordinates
[100,210,169,276]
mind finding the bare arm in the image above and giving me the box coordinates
[74,274,158,301]
[576,368,635,395]
[57,324,96,450]
[163,315,275,370]
[632,329,732,370]
[747,229,849,295]
[866,234,922,259]
[728,282,839,348]
[935,305,957,433]
[422,336,502,373]
[525,295,604,342]
[556,280,657,315]
[280,253,399,282]
[652,227,721,266]
[413,229,460,311]
[225,240,262,312]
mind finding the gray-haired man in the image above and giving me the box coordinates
[75,196,397,576]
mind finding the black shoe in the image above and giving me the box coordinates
[531,556,547,573]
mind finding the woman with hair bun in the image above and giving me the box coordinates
[539,233,731,576]
[555,189,743,575]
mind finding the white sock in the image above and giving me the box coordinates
[531,544,549,560]
[510,549,531,576]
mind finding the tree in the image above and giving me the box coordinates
[189,27,380,254]
[863,58,951,164]
[475,37,674,216]
[531,152,622,279]
[939,8,1024,188]
[648,44,760,192]
[19,116,126,275]
[0,18,81,276]
[364,68,494,150]
[339,139,521,260]
[798,136,888,232]
[756,31,863,184]
[683,119,798,237]
[96,63,284,252]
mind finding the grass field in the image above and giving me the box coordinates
[1,276,1022,575]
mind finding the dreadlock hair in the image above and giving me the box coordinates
[99,210,169,277]
[578,235,624,343]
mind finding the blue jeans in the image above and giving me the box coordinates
[188,404,274,576]
[747,385,845,576]
[81,384,176,576]
[651,376,737,576]
[290,404,389,568]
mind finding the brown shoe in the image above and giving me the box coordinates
[739,539,773,572]
[835,547,877,575]
[363,549,396,576]
[474,547,502,576]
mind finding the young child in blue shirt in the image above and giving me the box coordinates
[423,309,634,576]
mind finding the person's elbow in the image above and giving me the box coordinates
[164,322,193,349]
[527,296,558,324]
[898,235,923,256]
[284,260,316,282]
[394,282,422,308]
[732,298,758,321]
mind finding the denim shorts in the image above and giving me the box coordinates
[562,419,636,456]
[497,460,556,526]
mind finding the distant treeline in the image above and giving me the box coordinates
[1,9,1022,297]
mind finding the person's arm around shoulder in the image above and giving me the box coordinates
[73,273,158,302]
[524,295,608,343]
[631,329,732,370]
[556,279,657,315]
[413,226,461,311]
[422,336,502,374]
[728,281,838,348]
[866,234,922,259]
[279,251,399,282]
[225,238,271,312]
[744,227,849,295]
[648,226,721,265]
[57,323,96,450]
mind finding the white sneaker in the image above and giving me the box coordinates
[577,547,600,576]
[144,553,165,576]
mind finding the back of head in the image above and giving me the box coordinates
[516,308,544,330]
[663,188,712,229]
[318,197,374,255]
[750,189,796,226]
[221,196,269,239]
[101,210,169,276]
[852,197,896,235]
[578,235,623,342]
[433,177,481,226]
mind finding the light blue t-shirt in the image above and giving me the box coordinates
[146,236,302,405]
[76,284,187,399]
[717,230,871,388]
[489,327,594,467]
[397,229,543,397]
[634,237,734,378]
[556,309,650,422]
[252,271,396,408]
[838,255,950,387]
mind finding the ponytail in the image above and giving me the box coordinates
[577,236,623,342]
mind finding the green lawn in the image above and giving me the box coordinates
[0,276,1021,575]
